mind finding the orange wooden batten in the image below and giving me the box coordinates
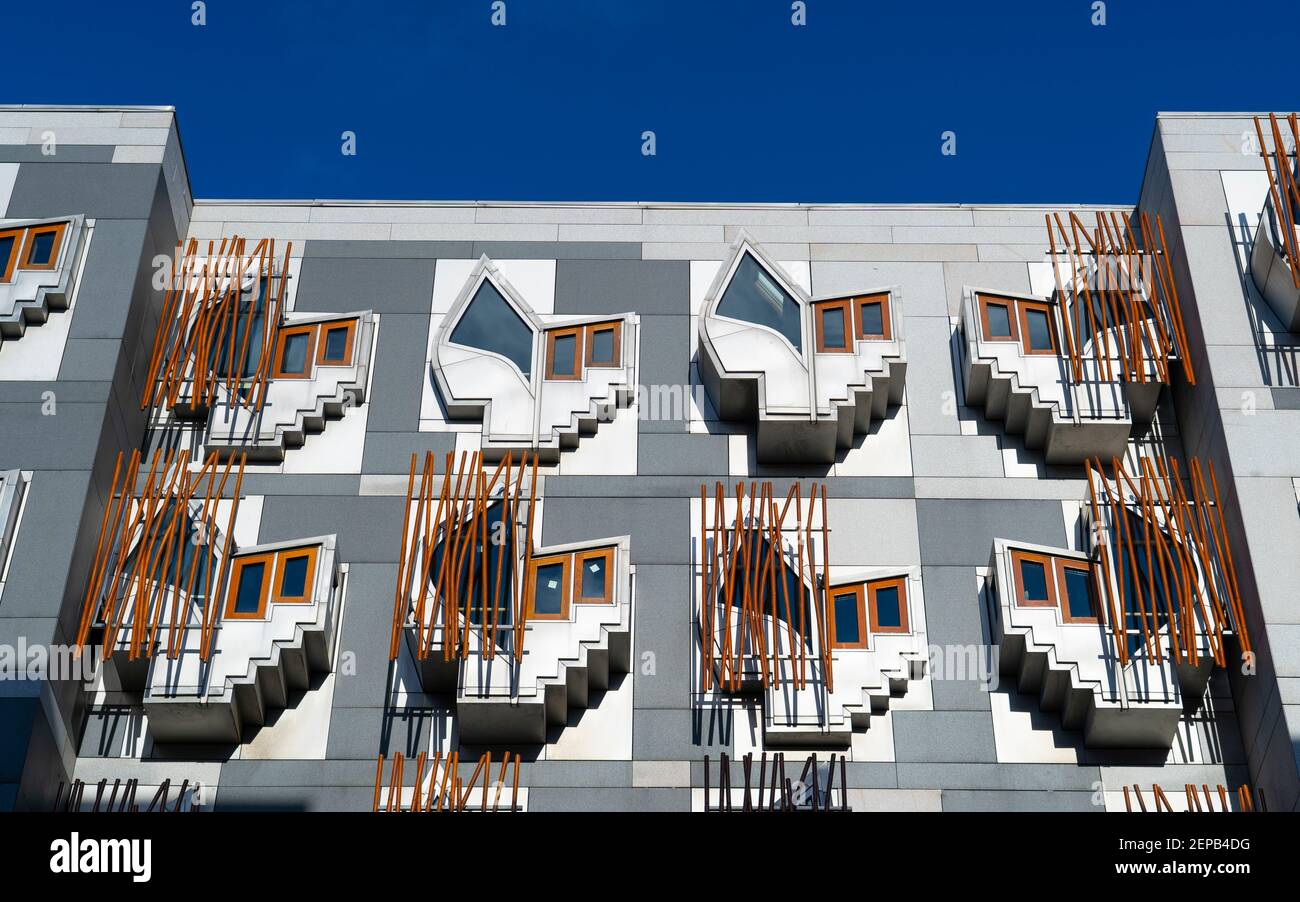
[371,751,521,812]
[1254,113,1300,289]
[1122,783,1266,813]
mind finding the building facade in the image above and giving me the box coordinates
[0,105,1296,812]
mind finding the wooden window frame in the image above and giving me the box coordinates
[867,577,909,634]
[1017,300,1058,356]
[224,552,275,620]
[272,324,317,380]
[1054,557,1100,624]
[583,321,622,368]
[544,327,584,381]
[0,227,23,283]
[573,547,615,604]
[813,299,853,353]
[272,546,320,604]
[853,293,892,340]
[20,222,66,271]
[316,319,357,367]
[526,553,572,620]
[829,583,868,649]
[977,293,1019,343]
[1010,549,1057,608]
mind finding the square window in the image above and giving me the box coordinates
[317,321,355,366]
[527,555,571,619]
[1020,303,1057,354]
[574,548,614,603]
[830,586,866,648]
[584,322,621,367]
[21,223,65,270]
[1057,559,1099,623]
[545,328,583,380]
[0,229,20,282]
[1011,550,1057,608]
[273,546,319,604]
[856,297,889,339]
[868,578,908,633]
[978,294,1018,341]
[814,300,852,353]
[273,326,316,379]
[225,554,274,619]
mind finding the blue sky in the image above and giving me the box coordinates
[5,1,1292,204]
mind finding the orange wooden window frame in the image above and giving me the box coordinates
[573,547,615,604]
[0,227,23,283]
[1054,557,1100,624]
[583,321,622,368]
[813,299,853,353]
[977,293,1019,342]
[829,583,868,648]
[272,546,320,604]
[544,327,584,381]
[867,576,909,634]
[526,553,572,619]
[316,319,357,366]
[1010,550,1057,608]
[1017,300,1058,356]
[224,552,275,620]
[853,293,892,340]
[273,324,317,379]
[20,222,66,271]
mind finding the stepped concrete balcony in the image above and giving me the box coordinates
[432,255,638,463]
[697,483,926,748]
[0,215,88,343]
[697,234,906,464]
[77,453,344,745]
[1250,114,1300,330]
[985,455,1249,749]
[394,456,633,744]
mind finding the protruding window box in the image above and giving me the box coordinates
[432,256,639,463]
[697,235,906,464]
[0,215,87,342]
[1250,115,1300,330]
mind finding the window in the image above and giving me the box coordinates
[573,547,614,604]
[273,325,316,379]
[868,577,909,633]
[225,553,274,619]
[273,546,319,604]
[0,228,21,283]
[317,320,356,366]
[526,554,571,620]
[716,252,804,352]
[1056,558,1099,623]
[978,293,1018,342]
[584,322,622,368]
[830,585,866,648]
[545,327,583,381]
[1018,301,1057,354]
[814,300,851,353]
[209,306,266,379]
[20,222,65,270]
[1011,550,1056,608]
[854,293,891,340]
[450,281,535,377]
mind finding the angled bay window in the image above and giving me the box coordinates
[1249,113,1300,331]
[391,452,633,744]
[697,480,927,747]
[987,454,1249,749]
[0,215,87,345]
[140,237,374,462]
[698,234,907,463]
[961,211,1193,464]
[73,449,345,745]
[432,256,639,463]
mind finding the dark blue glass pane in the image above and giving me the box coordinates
[986,302,1012,337]
[322,326,349,362]
[860,301,884,336]
[550,333,577,376]
[233,562,265,614]
[1063,567,1094,619]
[28,230,56,265]
[820,306,846,349]
[280,555,309,598]
[533,562,565,614]
[1019,559,1049,601]
[833,592,860,643]
[874,586,901,628]
[210,312,265,378]
[430,501,514,627]
[716,253,803,352]
[0,235,14,270]
[590,327,616,364]
[1025,308,1053,350]
[280,332,309,374]
[580,555,606,599]
[450,282,535,377]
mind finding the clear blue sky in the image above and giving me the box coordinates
[5,1,1291,205]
